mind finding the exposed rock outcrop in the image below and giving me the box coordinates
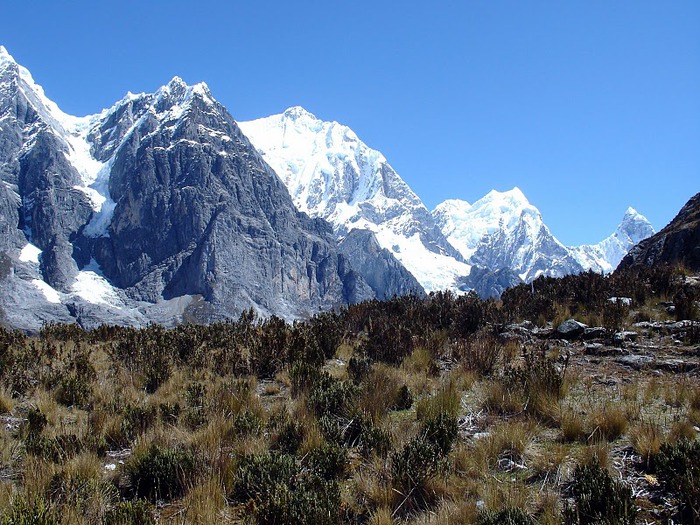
[618,193,700,272]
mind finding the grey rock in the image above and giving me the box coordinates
[338,229,424,300]
[616,354,654,370]
[557,319,588,338]
[613,331,639,344]
[583,327,607,340]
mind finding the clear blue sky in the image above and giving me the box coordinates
[2,1,698,245]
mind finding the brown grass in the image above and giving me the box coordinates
[630,420,664,464]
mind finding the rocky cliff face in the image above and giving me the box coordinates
[338,229,424,300]
[618,193,700,272]
[0,47,368,330]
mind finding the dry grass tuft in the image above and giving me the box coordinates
[0,388,13,414]
[559,408,587,443]
[630,420,664,465]
[416,377,461,421]
[589,404,629,442]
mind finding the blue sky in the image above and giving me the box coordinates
[2,1,698,245]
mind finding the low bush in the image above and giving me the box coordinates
[477,508,536,525]
[104,500,155,525]
[122,444,196,502]
[273,419,304,455]
[306,442,347,480]
[231,452,340,525]
[654,439,700,523]
[422,412,458,456]
[564,457,636,525]
[0,496,57,525]
[391,436,444,494]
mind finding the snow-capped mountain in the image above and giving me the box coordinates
[433,188,584,282]
[240,107,470,293]
[433,189,654,283]
[0,46,370,330]
[569,207,655,273]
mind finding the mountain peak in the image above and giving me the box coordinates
[0,45,15,65]
[282,106,319,122]
[483,187,529,205]
[616,206,654,241]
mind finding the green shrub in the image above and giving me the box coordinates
[309,311,343,359]
[308,373,357,418]
[477,508,536,525]
[231,452,340,525]
[54,374,92,407]
[233,411,262,436]
[347,355,372,384]
[496,345,564,419]
[23,407,47,436]
[306,442,347,480]
[360,319,414,365]
[391,437,443,493]
[0,496,57,525]
[391,384,413,411]
[422,412,458,456]
[122,444,195,502]
[359,423,392,458]
[119,404,157,443]
[252,316,289,378]
[273,419,304,455]
[287,325,324,367]
[289,361,321,397]
[104,500,155,525]
[654,439,700,523]
[564,458,636,525]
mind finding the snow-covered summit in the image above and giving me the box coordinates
[570,207,655,273]
[240,107,470,292]
[433,187,539,261]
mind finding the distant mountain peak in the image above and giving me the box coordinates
[569,207,655,273]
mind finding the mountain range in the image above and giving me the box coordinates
[0,45,658,329]
[241,108,655,296]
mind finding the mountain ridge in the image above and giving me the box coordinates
[0,47,372,330]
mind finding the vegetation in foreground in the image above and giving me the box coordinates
[0,265,698,524]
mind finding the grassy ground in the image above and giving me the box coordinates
[0,269,698,524]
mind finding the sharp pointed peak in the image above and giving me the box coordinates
[0,45,20,74]
[0,45,14,62]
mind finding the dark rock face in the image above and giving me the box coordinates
[470,215,584,283]
[618,193,700,272]
[0,59,92,290]
[338,229,424,300]
[0,49,376,329]
[83,80,366,319]
[456,266,522,299]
